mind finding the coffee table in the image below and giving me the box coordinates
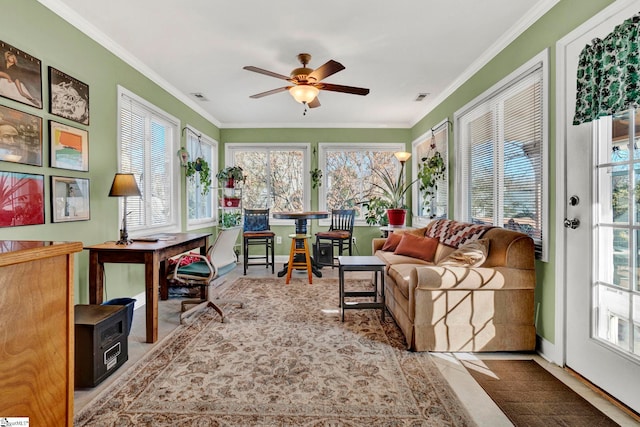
[337,256,386,322]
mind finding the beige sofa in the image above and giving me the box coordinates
[373,219,536,352]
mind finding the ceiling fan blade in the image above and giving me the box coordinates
[317,83,370,96]
[308,60,345,82]
[243,66,292,81]
[308,97,321,108]
[249,87,291,98]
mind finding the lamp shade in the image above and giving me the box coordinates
[109,173,141,197]
[394,151,412,163]
[289,85,319,104]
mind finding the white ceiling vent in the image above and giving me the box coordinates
[414,93,430,102]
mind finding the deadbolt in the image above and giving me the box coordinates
[569,195,580,206]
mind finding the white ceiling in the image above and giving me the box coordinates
[41,0,557,129]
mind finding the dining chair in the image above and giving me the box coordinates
[314,209,356,267]
[243,208,275,275]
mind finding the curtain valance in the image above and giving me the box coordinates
[573,13,640,125]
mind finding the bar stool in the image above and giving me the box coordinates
[286,233,313,284]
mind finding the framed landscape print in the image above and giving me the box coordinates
[48,66,89,125]
[0,171,44,227]
[0,40,43,109]
[50,120,88,171]
[51,176,90,222]
[0,104,42,166]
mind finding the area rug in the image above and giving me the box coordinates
[75,277,475,426]
[463,359,619,427]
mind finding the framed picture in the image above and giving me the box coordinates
[0,104,42,166]
[49,120,88,171]
[48,66,89,125]
[50,176,90,223]
[0,171,44,227]
[0,40,42,109]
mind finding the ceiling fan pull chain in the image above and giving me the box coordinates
[303,103,308,115]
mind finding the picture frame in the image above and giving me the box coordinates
[48,66,89,125]
[49,120,89,171]
[0,171,44,227]
[0,104,42,166]
[50,175,90,223]
[0,40,43,109]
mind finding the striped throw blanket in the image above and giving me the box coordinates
[425,219,493,248]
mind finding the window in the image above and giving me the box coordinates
[412,122,448,227]
[117,86,180,234]
[455,51,548,259]
[318,143,405,223]
[226,143,309,215]
[186,127,217,229]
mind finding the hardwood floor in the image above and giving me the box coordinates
[74,263,639,426]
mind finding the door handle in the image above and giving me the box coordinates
[564,218,580,229]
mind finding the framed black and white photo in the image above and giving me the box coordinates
[49,66,89,125]
[49,120,88,171]
[0,40,42,109]
[50,175,90,222]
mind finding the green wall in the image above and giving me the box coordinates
[411,0,615,342]
[0,0,220,303]
[0,0,620,345]
[221,127,411,257]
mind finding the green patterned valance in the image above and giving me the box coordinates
[574,14,640,125]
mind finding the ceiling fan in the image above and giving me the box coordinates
[243,53,370,109]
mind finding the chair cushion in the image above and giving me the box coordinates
[176,260,210,277]
[316,230,351,239]
[244,231,275,238]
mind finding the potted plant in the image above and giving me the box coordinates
[216,166,245,188]
[185,157,211,195]
[363,151,446,226]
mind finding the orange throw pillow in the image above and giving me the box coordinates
[394,233,439,262]
[381,232,403,251]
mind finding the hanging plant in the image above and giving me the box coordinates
[417,151,446,200]
[185,157,211,195]
[310,167,323,189]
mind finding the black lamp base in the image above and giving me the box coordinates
[115,228,133,245]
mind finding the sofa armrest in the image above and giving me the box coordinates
[415,265,536,291]
[372,238,387,253]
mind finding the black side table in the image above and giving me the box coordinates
[338,256,386,321]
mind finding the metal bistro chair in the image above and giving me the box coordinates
[243,209,275,275]
[314,209,356,267]
[171,227,244,323]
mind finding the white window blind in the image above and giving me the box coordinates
[118,87,179,233]
[457,60,546,259]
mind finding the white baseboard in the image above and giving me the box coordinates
[536,335,562,366]
[132,291,146,310]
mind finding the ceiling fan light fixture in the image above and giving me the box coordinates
[289,85,319,104]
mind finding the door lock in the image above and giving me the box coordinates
[563,218,580,229]
[569,195,580,206]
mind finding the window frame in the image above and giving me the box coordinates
[454,50,549,260]
[318,142,406,226]
[185,125,217,231]
[116,85,181,236]
[225,142,310,225]
[411,120,449,229]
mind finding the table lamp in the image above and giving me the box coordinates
[109,173,141,245]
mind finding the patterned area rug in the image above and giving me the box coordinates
[75,277,475,426]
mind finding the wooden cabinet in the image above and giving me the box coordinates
[0,240,82,427]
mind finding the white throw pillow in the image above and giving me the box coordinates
[437,239,489,267]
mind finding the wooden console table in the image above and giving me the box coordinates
[85,232,210,343]
[0,240,82,426]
